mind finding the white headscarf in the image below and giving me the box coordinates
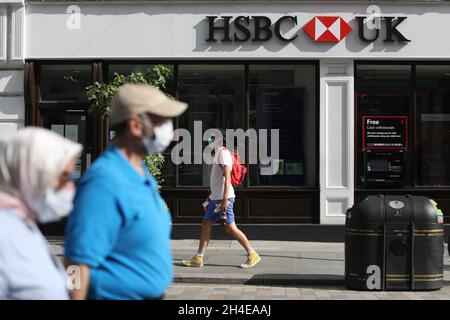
[0,127,82,221]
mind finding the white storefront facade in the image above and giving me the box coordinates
[0,0,24,137]
[3,1,450,226]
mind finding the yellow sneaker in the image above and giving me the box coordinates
[181,255,204,267]
[240,251,261,268]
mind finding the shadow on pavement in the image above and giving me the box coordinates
[261,254,344,262]
[245,274,345,286]
[174,262,243,268]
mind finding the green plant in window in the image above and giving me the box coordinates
[143,152,165,186]
[85,65,173,185]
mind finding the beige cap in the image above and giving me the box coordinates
[109,83,188,126]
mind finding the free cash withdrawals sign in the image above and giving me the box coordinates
[362,116,408,150]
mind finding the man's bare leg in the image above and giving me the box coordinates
[225,221,261,268]
[197,220,215,255]
[224,222,253,253]
[182,220,215,267]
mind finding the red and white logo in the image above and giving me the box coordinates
[303,16,352,42]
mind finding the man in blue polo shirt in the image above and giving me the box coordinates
[64,84,187,300]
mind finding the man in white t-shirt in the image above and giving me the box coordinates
[182,131,261,268]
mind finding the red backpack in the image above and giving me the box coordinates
[220,147,247,187]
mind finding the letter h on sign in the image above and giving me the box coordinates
[206,16,233,42]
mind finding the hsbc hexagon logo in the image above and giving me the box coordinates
[303,16,352,42]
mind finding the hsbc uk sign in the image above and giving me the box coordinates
[205,15,410,43]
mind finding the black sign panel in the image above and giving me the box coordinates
[362,116,408,150]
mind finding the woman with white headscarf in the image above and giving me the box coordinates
[0,127,82,300]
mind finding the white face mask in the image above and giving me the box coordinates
[141,116,174,154]
[34,188,75,224]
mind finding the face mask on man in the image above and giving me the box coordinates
[34,187,75,224]
[141,114,174,154]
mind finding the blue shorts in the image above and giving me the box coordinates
[204,198,235,225]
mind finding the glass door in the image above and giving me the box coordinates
[40,110,92,179]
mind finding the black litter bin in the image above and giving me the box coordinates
[345,195,444,291]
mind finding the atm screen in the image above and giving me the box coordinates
[363,151,405,185]
[367,159,389,172]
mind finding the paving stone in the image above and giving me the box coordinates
[48,238,450,300]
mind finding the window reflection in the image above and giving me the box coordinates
[40,65,91,102]
[178,65,245,186]
[417,65,450,185]
[249,65,317,187]
[105,63,318,188]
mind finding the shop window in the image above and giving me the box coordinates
[105,63,317,189]
[177,65,245,186]
[37,64,93,179]
[356,65,412,122]
[356,64,412,186]
[39,65,91,102]
[248,65,317,187]
[416,65,450,186]
[107,64,175,186]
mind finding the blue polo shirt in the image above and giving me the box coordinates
[65,145,173,300]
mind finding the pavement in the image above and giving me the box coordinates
[165,283,450,300]
[48,237,450,289]
[171,240,346,286]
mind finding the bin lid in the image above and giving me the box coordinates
[346,195,443,225]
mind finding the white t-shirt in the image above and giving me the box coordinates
[209,148,236,200]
